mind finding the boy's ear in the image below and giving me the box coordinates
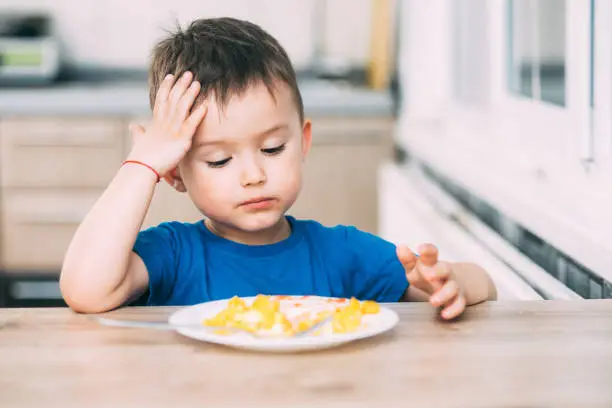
[163,168,187,193]
[301,119,312,159]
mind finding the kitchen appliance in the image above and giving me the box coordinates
[0,12,60,85]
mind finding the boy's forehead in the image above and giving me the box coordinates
[193,82,298,144]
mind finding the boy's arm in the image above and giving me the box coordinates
[59,166,157,313]
[60,72,207,313]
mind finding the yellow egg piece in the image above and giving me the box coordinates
[228,296,247,311]
[361,300,380,314]
[252,294,280,313]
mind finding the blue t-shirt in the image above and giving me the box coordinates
[133,216,408,306]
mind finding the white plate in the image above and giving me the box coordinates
[168,295,399,352]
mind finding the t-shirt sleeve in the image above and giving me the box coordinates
[344,226,409,302]
[133,222,181,305]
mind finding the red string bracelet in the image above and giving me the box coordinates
[122,160,161,183]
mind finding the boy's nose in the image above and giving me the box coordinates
[240,161,267,187]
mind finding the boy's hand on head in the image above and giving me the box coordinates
[127,71,208,177]
[397,244,467,320]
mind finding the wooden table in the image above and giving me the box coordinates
[0,300,611,407]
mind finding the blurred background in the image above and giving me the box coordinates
[0,0,610,306]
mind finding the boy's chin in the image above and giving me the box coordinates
[233,211,286,232]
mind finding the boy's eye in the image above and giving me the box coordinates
[261,144,286,155]
[206,157,231,168]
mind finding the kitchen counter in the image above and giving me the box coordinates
[1,300,611,407]
[0,78,394,117]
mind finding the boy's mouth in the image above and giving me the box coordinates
[239,197,277,210]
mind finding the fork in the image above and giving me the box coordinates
[92,314,333,338]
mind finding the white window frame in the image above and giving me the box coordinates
[593,0,612,176]
[486,0,592,177]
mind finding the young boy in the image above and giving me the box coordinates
[60,17,497,319]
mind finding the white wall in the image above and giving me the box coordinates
[1,0,372,70]
[397,0,452,119]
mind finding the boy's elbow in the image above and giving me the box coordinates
[60,279,101,314]
[62,294,104,314]
[61,290,119,314]
[59,269,116,314]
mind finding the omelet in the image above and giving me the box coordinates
[202,294,381,337]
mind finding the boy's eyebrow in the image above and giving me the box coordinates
[193,123,289,148]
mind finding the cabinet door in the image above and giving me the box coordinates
[0,116,127,271]
[0,117,126,188]
[0,190,101,271]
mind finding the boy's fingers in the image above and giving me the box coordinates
[440,293,466,320]
[169,71,193,108]
[396,245,417,271]
[173,80,201,128]
[419,261,452,282]
[429,278,459,307]
[154,74,175,119]
[416,243,438,267]
[182,103,208,139]
[399,245,438,293]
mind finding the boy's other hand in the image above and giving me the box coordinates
[397,244,467,320]
[127,71,208,177]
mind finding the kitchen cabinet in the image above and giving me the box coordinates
[0,117,126,271]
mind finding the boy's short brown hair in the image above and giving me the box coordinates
[149,17,304,122]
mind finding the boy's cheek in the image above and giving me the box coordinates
[191,188,233,219]
[184,172,232,203]
[273,163,302,191]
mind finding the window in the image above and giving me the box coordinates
[507,0,566,106]
[501,0,592,168]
